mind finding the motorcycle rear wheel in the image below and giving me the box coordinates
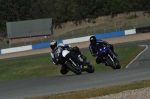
[85,64,95,73]
[114,58,121,69]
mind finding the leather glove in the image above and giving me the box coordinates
[53,62,58,65]
[92,54,97,57]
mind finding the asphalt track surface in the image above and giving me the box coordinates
[0,40,150,99]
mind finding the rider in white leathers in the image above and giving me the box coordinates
[50,40,82,75]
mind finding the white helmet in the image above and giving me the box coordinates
[50,40,57,50]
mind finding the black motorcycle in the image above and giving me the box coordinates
[56,47,94,75]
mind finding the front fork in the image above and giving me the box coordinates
[79,55,91,70]
[97,55,109,65]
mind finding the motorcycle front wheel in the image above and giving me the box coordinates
[105,55,117,69]
[65,62,82,75]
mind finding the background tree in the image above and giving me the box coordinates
[0,0,150,39]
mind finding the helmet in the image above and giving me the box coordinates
[50,40,57,50]
[89,36,96,44]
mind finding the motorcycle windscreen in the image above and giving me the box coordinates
[62,50,70,57]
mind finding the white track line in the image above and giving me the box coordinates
[126,45,148,68]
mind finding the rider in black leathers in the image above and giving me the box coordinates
[89,35,117,65]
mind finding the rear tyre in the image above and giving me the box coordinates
[114,58,121,69]
[60,66,69,75]
[86,64,95,73]
[66,62,82,75]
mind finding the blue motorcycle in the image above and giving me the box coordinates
[97,45,121,69]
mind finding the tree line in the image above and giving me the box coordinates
[0,0,150,38]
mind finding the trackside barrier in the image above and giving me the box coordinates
[63,36,91,44]
[125,29,136,35]
[32,40,63,50]
[94,31,125,39]
[0,40,63,54]
[1,45,32,54]
[0,29,136,54]
[32,42,50,50]
[63,30,127,44]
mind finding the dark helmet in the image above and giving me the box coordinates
[50,40,57,50]
[89,35,96,44]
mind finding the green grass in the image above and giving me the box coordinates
[0,56,61,81]
[0,45,145,82]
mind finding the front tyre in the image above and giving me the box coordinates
[66,62,82,75]
[105,56,116,69]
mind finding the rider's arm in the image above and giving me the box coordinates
[89,44,97,57]
[97,40,109,46]
[58,43,71,48]
[102,41,109,45]
[50,52,57,65]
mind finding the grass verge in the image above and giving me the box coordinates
[26,79,150,99]
[0,45,145,82]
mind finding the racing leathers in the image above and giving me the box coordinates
[50,43,82,75]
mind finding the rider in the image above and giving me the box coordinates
[89,35,117,65]
[50,40,82,75]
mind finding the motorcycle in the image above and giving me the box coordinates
[56,47,94,75]
[78,54,95,73]
[69,46,95,74]
[97,45,121,69]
